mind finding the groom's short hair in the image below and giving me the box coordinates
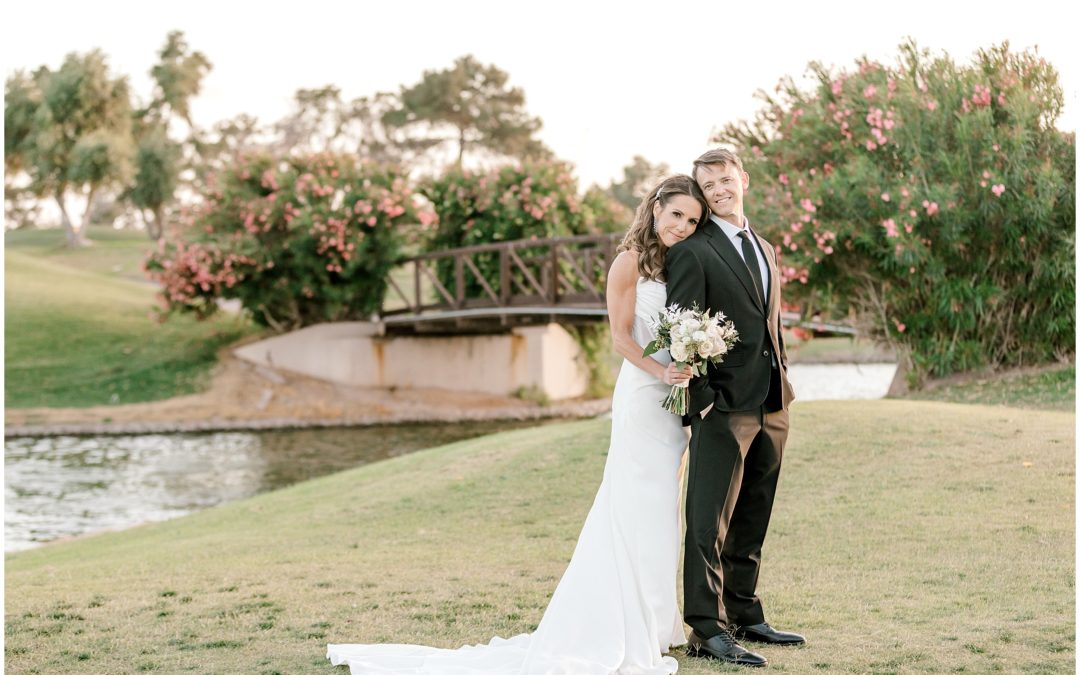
[692,148,744,182]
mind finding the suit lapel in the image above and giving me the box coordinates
[704,224,765,315]
[755,230,779,317]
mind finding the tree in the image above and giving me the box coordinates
[274,85,350,155]
[606,155,671,210]
[383,55,549,168]
[127,31,211,240]
[4,71,42,229]
[716,41,1074,383]
[148,30,211,137]
[127,122,180,240]
[7,50,135,246]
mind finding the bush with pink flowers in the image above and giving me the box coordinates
[421,161,625,298]
[717,41,1075,382]
[145,153,422,330]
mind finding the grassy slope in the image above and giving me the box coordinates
[5,400,1074,673]
[5,228,256,408]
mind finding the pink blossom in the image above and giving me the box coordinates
[997,93,1006,105]
[894,319,906,333]
[882,218,899,238]
[980,180,988,187]
[881,192,891,202]
[927,100,938,111]
[800,198,817,213]
[866,140,878,151]
[922,200,940,216]
[991,184,1006,197]
[993,144,1000,152]
[778,173,789,185]
[961,99,971,113]
[864,84,877,98]
[831,79,844,96]
[982,170,991,179]
[909,209,917,218]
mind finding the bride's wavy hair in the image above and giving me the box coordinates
[617,174,708,282]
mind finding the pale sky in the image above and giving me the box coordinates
[3,0,1076,189]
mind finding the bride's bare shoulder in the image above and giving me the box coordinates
[610,249,640,276]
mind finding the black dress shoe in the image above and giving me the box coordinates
[733,622,806,646]
[685,630,767,667]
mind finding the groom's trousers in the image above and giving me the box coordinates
[683,403,788,638]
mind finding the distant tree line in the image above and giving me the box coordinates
[6,36,648,246]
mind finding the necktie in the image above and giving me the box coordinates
[738,230,766,309]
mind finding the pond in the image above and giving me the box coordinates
[5,362,897,553]
[4,419,558,553]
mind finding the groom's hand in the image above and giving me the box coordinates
[699,403,714,419]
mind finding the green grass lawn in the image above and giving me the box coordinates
[4,225,156,281]
[5,400,1073,673]
[907,364,1075,412]
[5,228,258,408]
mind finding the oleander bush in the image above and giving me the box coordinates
[717,41,1075,383]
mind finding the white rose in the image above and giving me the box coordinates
[692,330,707,343]
[670,341,689,363]
[698,340,715,358]
[712,339,729,355]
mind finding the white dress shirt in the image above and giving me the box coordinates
[711,214,769,302]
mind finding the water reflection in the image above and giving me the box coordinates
[4,420,553,552]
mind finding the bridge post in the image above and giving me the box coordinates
[499,249,510,306]
[550,242,559,305]
[454,254,465,308]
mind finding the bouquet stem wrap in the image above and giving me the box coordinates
[662,376,690,415]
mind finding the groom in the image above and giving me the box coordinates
[665,148,803,667]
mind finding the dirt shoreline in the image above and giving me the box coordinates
[5,355,612,438]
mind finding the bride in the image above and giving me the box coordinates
[328,175,707,674]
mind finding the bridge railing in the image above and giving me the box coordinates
[382,232,623,317]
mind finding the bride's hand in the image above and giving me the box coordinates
[661,363,693,386]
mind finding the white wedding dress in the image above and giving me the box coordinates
[328,278,688,674]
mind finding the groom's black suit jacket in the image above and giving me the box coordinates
[665,218,795,420]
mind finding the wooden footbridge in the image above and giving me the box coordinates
[378,232,853,337]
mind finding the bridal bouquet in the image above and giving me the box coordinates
[642,304,740,415]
